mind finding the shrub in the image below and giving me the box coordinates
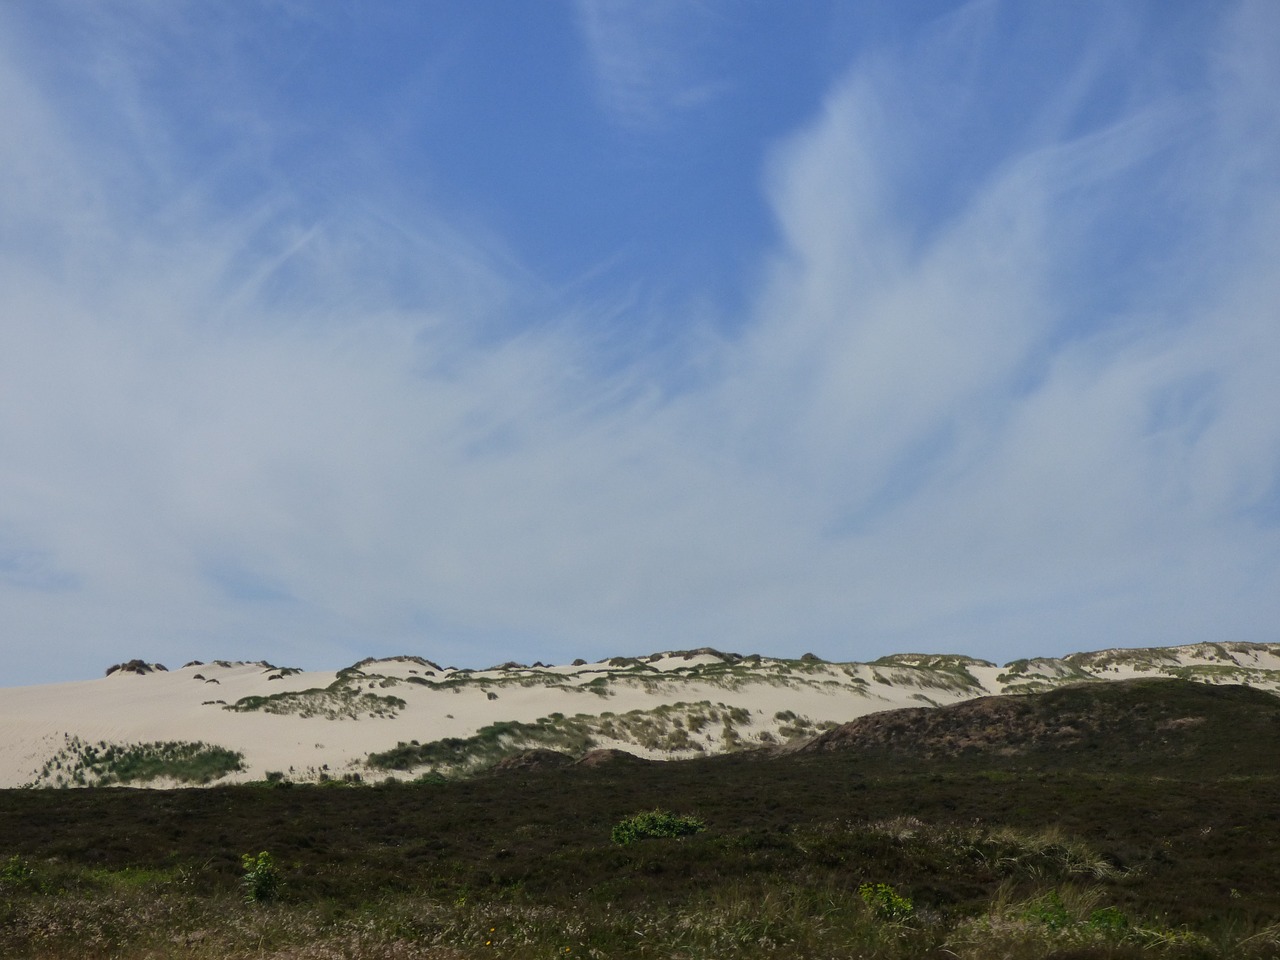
[611,810,705,846]
[1089,905,1130,936]
[0,855,36,890]
[241,851,282,904]
[858,882,914,923]
[1021,889,1074,930]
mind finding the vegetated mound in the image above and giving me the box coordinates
[575,748,652,767]
[797,678,1280,774]
[105,659,168,676]
[29,737,243,787]
[488,749,575,774]
[652,647,743,662]
[873,653,996,670]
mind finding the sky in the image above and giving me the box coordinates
[2,1,1278,686]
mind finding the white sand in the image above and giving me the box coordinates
[1,642,1277,788]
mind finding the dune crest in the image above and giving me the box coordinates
[1,642,1277,788]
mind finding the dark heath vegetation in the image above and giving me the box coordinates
[2,678,1279,957]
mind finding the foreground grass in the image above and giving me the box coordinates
[3,737,1279,958]
[3,865,1277,959]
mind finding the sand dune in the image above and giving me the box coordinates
[2,642,1277,788]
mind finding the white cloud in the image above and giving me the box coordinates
[1,3,1278,684]
[574,0,730,130]
[691,3,1280,656]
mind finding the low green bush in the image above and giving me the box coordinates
[611,810,706,846]
[858,882,914,923]
[240,851,282,904]
[1021,889,1072,930]
[1089,904,1131,936]
[0,855,36,890]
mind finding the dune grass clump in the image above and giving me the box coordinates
[366,701,771,776]
[225,687,406,720]
[30,737,243,786]
[943,885,1246,959]
[367,716,596,773]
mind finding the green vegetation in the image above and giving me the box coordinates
[872,654,989,691]
[365,700,778,775]
[2,753,1279,957]
[225,687,406,720]
[611,809,705,845]
[802,678,1280,778]
[367,716,596,773]
[29,737,243,786]
[2,761,1277,958]
[239,851,281,904]
[996,657,1097,691]
[1,855,36,891]
[859,882,914,923]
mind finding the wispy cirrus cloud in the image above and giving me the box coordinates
[0,2,1277,685]
[695,0,1280,651]
[573,0,731,130]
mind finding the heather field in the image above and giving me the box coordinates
[3,682,1280,959]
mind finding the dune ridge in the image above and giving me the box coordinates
[2,642,1278,788]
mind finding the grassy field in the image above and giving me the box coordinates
[2,679,1278,958]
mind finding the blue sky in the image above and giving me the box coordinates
[2,1,1278,686]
